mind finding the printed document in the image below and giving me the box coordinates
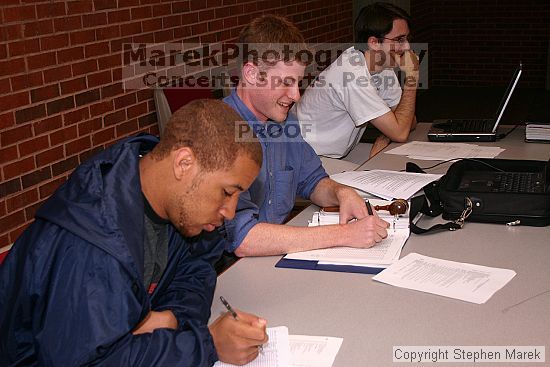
[385,141,505,161]
[289,335,343,367]
[373,253,516,304]
[284,199,409,267]
[331,170,442,200]
[214,327,290,367]
[214,327,343,367]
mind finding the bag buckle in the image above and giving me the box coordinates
[451,197,473,230]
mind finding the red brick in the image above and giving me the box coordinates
[3,156,35,180]
[107,9,131,23]
[63,106,90,125]
[9,222,31,244]
[0,146,18,165]
[101,82,123,98]
[8,38,40,57]
[78,117,103,135]
[67,0,94,15]
[15,104,47,124]
[0,111,15,130]
[120,22,141,37]
[0,178,22,198]
[54,16,82,32]
[25,200,44,221]
[36,2,67,18]
[18,135,49,157]
[113,93,136,109]
[60,77,87,94]
[138,112,156,127]
[118,0,139,7]
[0,202,5,217]
[66,136,91,155]
[40,34,69,51]
[0,78,10,96]
[20,167,51,191]
[46,96,75,115]
[92,126,115,145]
[72,59,98,76]
[154,29,173,43]
[57,47,84,64]
[142,18,162,33]
[52,156,79,176]
[136,88,153,101]
[0,91,29,113]
[87,70,112,88]
[30,85,60,104]
[39,177,66,199]
[35,146,64,167]
[11,72,43,92]
[50,126,78,146]
[131,6,152,20]
[132,32,154,43]
[3,5,36,22]
[43,66,72,84]
[6,189,39,212]
[127,101,148,118]
[0,24,24,42]
[111,67,122,81]
[85,42,109,58]
[82,12,108,28]
[24,19,54,38]
[0,43,7,59]
[116,119,138,137]
[103,109,125,126]
[27,51,57,70]
[96,25,121,40]
[94,0,117,11]
[0,58,26,77]
[70,29,96,45]
[152,4,171,17]
[33,115,63,135]
[75,89,100,107]
[0,211,26,235]
[109,36,132,52]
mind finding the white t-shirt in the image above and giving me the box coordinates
[295,46,402,158]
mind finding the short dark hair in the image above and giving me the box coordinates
[152,99,262,171]
[355,2,411,43]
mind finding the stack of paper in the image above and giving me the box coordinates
[526,122,550,142]
[285,199,410,268]
[331,170,443,200]
[385,141,505,160]
[373,253,517,304]
[214,327,343,367]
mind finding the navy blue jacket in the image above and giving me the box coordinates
[0,135,222,366]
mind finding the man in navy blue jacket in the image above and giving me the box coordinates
[0,99,267,366]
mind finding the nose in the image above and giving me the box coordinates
[287,83,301,102]
[219,195,239,221]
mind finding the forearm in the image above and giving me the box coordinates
[391,79,417,141]
[309,177,356,208]
[234,221,354,257]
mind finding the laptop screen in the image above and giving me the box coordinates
[491,63,523,132]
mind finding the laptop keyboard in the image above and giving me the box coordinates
[447,119,494,132]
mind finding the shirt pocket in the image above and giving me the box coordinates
[273,168,296,219]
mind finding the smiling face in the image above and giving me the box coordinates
[169,153,260,237]
[238,60,305,123]
[378,18,411,66]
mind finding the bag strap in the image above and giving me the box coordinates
[406,163,472,235]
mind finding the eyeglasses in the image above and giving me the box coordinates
[381,35,412,45]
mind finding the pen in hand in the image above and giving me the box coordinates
[219,296,238,319]
[365,199,373,215]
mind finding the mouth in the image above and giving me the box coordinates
[277,101,292,110]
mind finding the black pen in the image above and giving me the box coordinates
[219,296,238,319]
[365,199,374,215]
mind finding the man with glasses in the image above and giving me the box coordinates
[295,2,419,162]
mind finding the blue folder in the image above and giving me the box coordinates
[275,257,383,274]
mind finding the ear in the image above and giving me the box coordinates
[241,62,262,85]
[172,147,197,181]
[367,35,382,50]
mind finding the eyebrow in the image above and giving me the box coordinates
[231,184,245,191]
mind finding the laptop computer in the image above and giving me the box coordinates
[427,63,523,142]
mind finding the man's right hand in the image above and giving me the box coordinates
[344,214,389,248]
[209,310,268,365]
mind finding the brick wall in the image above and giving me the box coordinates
[411,0,550,87]
[0,0,353,252]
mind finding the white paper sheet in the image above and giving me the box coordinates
[331,170,442,200]
[289,335,343,367]
[214,327,290,367]
[385,141,505,161]
[373,253,517,304]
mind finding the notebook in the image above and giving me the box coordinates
[427,63,522,142]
